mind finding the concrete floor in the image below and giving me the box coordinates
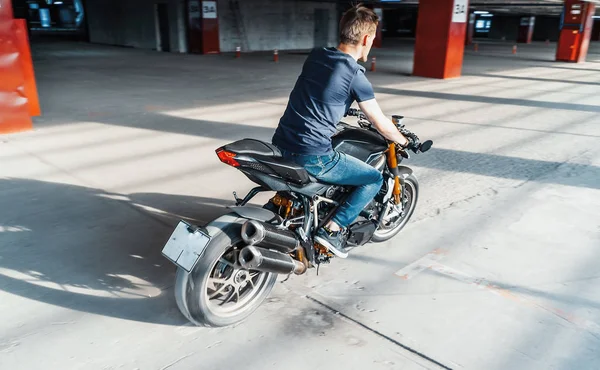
[1,39,600,369]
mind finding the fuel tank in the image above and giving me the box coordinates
[332,126,388,168]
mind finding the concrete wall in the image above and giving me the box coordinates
[488,16,520,41]
[532,16,560,42]
[592,20,600,41]
[382,7,418,38]
[487,15,560,42]
[84,0,339,53]
[85,0,185,52]
[217,0,339,52]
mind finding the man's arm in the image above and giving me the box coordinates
[358,99,409,146]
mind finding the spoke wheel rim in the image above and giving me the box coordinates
[203,245,270,317]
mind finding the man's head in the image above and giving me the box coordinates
[339,4,379,62]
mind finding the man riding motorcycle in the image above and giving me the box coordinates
[272,4,410,258]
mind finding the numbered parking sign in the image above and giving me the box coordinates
[452,0,468,23]
[202,1,217,19]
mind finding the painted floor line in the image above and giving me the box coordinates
[394,248,448,280]
[401,259,600,339]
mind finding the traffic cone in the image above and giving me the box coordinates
[273,49,279,62]
[512,45,517,54]
[370,56,376,72]
[235,46,241,58]
[474,43,479,52]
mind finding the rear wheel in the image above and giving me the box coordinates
[371,174,419,242]
[174,214,278,327]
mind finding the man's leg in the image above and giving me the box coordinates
[311,152,383,257]
[321,154,383,227]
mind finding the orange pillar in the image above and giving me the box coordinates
[0,0,33,134]
[413,0,469,79]
[556,0,596,63]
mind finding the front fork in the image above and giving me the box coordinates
[387,143,404,206]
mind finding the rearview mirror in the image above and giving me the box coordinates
[419,140,433,153]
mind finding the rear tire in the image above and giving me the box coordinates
[371,174,419,243]
[174,214,278,327]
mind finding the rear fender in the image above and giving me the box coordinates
[228,206,281,223]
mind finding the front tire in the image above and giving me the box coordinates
[371,174,419,243]
[174,213,278,327]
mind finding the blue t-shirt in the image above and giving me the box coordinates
[272,47,375,155]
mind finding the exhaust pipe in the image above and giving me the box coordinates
[239,246,306,275]
[241,220,299,253]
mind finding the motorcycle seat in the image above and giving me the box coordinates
[222,139,282,158]
[222,139,320,185]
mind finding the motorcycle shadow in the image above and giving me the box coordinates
[0,177,246,326]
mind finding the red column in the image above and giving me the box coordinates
[465,13,475,45]
[556,0,596,63]
[0,0,34,134]
[187,0,220,54]
[413,0,469,79]
[200,0,220,54]
[517,16,535,44]
[373,8,383,48]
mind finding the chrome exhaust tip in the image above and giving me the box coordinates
[240,219,299,253]
[239,246,306,275]
[241,220,266,246]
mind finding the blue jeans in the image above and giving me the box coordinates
[281,150,383,228]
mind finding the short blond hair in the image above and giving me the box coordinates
[339,4,379,45]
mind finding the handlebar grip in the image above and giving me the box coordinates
[346,108,360,117]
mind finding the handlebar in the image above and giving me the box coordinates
[346,108,365,120]
[345,108,433,155]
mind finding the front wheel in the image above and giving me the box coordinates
[371,174,419,243]
[174,214,278,327]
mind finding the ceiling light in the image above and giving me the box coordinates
[474,11,490,15]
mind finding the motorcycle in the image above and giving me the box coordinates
[161,109,433,327]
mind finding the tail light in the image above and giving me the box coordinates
[216,148,240,167]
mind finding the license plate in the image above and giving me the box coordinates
[162,220,211,273]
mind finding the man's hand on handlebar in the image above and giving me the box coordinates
[399,129,419,149]
[346,106,432,154]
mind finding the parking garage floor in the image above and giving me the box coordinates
[1,39,600,370]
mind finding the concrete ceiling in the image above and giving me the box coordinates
[471,0,576,16]
[366,0,600,16]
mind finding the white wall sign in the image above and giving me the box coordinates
[452,0,468,23]
[202,1,217,19]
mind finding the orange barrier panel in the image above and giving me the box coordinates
[14,19,40,117]
[0,0,33,134]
